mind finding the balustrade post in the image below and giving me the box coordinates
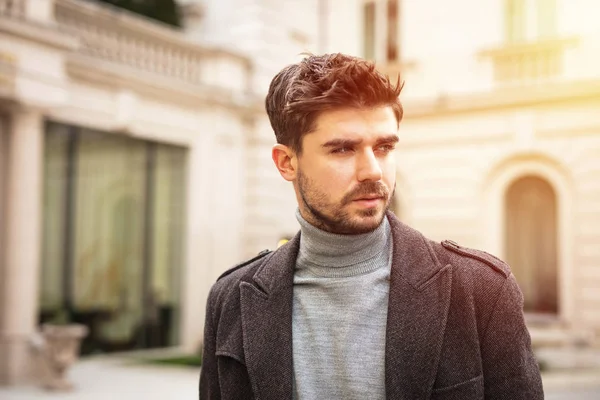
[23,0,56,24]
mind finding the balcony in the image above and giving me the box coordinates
[55,0,240,86]
[0,0,25,19]
[2,0,251,96]
[479,37,578,86]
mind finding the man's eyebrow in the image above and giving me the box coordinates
[321,138,362,149]
[375,134,400,146]
[321,134,400,149]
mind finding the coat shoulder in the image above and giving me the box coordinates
[439,240,511,278]
[217,249,272,281]
[208,249,273,307]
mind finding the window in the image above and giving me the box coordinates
[505,0,557,43]
[40,122,188,354]
[363,0,401,61]
[386,0,399,61]
[505,0,526,42]
[537,0,557,38]
[363,1,376,60]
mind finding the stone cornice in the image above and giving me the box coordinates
[404,79,600,120]
[66,54,263,115]
[0,17,78,51]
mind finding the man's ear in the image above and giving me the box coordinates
[272,144,297,182]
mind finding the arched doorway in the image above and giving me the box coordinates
[505,175,558,314]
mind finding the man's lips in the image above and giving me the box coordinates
[353,195,384,201]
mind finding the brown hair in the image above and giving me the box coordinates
[265,53,404,154]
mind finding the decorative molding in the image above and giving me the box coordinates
[66,54,263,116]
[0,16,78,51]
[404,78,600,119]
[537,126,600,138]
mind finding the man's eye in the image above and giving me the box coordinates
[331,147,351,154]
[377,144,396,152]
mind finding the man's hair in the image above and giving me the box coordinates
[265,53,404,154]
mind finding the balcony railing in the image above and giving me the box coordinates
[54,0,209,85]
[479,38,578,85]
[0,0,25,18]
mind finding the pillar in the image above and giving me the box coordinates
[0,108,44,385]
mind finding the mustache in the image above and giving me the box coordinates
[342,182,389,204]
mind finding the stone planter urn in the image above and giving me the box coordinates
[37,323,89,391]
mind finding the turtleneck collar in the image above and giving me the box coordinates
[295,208,391,278]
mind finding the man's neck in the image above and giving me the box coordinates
[295,208,390,270]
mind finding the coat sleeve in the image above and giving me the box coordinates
[481,273,544,399]
[199,286,221,400]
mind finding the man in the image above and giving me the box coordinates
[199,53,544,399]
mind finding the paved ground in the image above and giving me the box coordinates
[0,357,599,399]
[546,387,600,400]
[0,357,199,400]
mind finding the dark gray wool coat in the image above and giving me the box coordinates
[199,211,544,400]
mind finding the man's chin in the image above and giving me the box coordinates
[345,210,386,233]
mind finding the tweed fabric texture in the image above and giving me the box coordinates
[199,212,544,399]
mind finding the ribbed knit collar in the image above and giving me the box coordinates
[295,208,391,278]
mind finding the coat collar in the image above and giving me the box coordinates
[240,212,452,399]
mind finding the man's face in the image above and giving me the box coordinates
[293,106,398,234]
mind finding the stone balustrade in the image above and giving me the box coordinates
[480,38,578,85]
[54,0,208,85]
[0,0,25,18]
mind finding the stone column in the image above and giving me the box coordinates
[0,108,44,385]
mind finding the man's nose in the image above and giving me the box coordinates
[357,150,383,182]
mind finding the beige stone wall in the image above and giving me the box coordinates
[399,96,600,333]
[322,0,600,338]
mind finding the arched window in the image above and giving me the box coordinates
[505,175,558,314]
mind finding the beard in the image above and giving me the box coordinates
[297,169,394,235]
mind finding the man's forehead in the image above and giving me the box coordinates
[310,120,399,141]
[315,106,396,124]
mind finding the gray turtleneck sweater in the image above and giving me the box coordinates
[292,209,393,400]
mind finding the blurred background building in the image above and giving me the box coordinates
[0,0,599,387]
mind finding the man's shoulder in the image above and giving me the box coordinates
[437,239,511,279]
[206,250,273,311]
[217,249,273,281]
[209,249,273,297]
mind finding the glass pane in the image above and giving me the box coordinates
[40,123,70,314]
[537,0,557,38]
[40,123,188,354]
[364,2,376,60]
[150,144,188,347]
[505,0,526,43]
[73,130,147,352]
[387,0,399,61]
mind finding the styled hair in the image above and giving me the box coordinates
[265,53,404,154]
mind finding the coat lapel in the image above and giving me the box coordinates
[385,212,453,399]
[240,234,299,400]
[238,213,452,399]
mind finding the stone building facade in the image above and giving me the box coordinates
[1,0,599,387]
